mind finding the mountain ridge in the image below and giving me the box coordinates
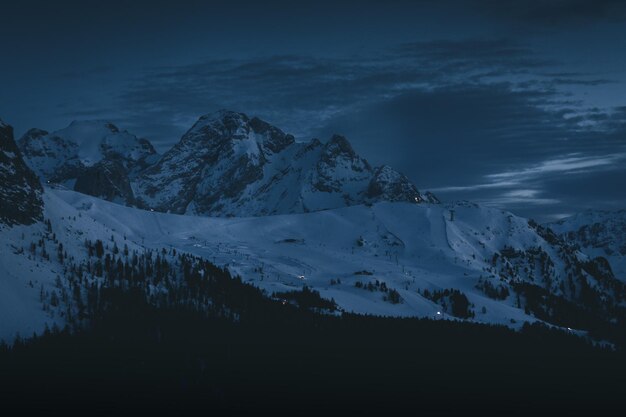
[18,110,437,217]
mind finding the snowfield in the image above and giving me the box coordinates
[2,187,569,341]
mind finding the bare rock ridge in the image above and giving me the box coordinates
[0,119,43,225]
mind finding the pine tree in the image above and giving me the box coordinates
[95,240,104,258]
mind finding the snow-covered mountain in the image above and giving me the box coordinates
[0,119,43,225]
[18,120,158,204]
[549,211,626,282]
[2,185,624,342]
[17,111,436,217]
[135,110,436,216]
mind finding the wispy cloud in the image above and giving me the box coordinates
[434,152,626,190]
[432,151,626,215]
[486,153,625,181]
[105,37,620,149]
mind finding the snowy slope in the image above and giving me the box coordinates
[549,211,626,282]
[6,184,624,342]
[58,190,621,325]
[0,188,152,342]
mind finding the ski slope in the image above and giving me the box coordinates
[6,187,613,342]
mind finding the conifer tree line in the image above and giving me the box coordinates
[22,218,333,335]
[2,221,626,414]
[17,216,626,346]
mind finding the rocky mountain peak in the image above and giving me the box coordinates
[366,165,422,203]
[319,134,370,173]
[193,110,249,137]
[0,119,44,225]
[136,111,438,216]
[184,110,295,156]
[16,110,437,217]
[324,134,357,159]
[249,116,295,154]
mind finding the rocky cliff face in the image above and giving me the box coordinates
[135,110,435,216]
[74,160,135,205]
[549,211,626,282]
[367,165,427,203]
[0,119,43,225]
[135,110,294,214]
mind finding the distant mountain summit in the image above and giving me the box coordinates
[549,210,626,282]
[135,110,436,216]
[18,120,158,205]
[0,119,43,225]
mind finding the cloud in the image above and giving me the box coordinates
[394,39,552,73]
[432,150,626,220]
[316,84,594,182]
[486,153,626,181]
[433,150,625,188]
[108,37,608,149]
[111,37,623,148]
[48,36,625,220]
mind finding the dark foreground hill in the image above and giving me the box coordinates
[0,254,623,416]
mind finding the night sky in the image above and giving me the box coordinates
[2,0,625,221]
